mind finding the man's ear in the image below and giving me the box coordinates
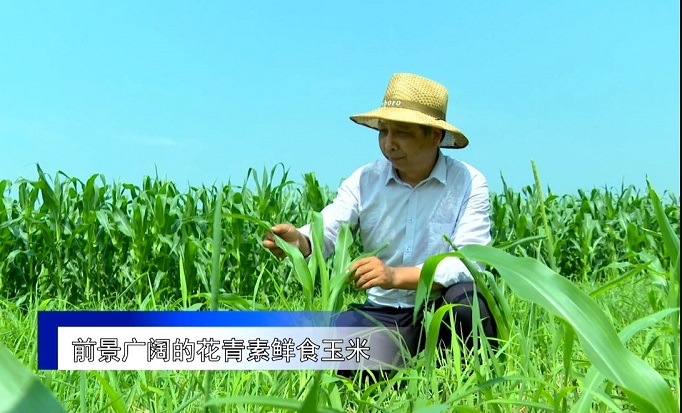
[432,129,444,146]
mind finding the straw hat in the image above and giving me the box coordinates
[350,73,468,149]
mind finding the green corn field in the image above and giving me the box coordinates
[0,164,679,412]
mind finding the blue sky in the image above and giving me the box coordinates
[1,1,679,197]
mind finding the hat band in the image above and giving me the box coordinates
[381,99,446,120]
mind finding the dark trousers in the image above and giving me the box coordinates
[335,282,497,374]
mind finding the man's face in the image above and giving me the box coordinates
[377,120,441,176]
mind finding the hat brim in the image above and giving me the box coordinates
[350,107,468,149]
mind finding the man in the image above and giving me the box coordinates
[263,73,497,369]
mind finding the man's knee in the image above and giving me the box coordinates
[439,282,497,347]
[334,305,380,328]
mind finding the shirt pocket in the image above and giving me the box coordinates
[428,222,453,254]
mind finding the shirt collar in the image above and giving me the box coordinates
[384,151,447,186]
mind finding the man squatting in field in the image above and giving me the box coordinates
[263,73,497,371]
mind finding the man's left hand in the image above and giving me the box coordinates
[347,256,397,290]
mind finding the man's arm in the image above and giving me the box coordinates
[263,167,363,259]
[416,169,491,289]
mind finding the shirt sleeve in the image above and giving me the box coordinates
[416,170,492,288]
[298,167,362,258]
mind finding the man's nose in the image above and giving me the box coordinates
[383,131,398,150]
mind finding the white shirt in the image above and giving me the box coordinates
[299,151,492,308]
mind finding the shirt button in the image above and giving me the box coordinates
[408,217,414,223]
[406,247,411,252]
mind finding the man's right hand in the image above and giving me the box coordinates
[262,224,311,259]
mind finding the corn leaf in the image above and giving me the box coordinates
[572,308,679,412]
[0,343,65,413]
[648,182,680,268]
[329,223,353,312]
[458,244,677,413]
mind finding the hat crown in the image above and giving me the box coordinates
[383,73,449,119]
[349,72,469,149]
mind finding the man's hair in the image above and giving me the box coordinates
[420,125,445,143]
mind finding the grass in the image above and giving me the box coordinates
[0,164,679,412]
[1,272,676,412]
